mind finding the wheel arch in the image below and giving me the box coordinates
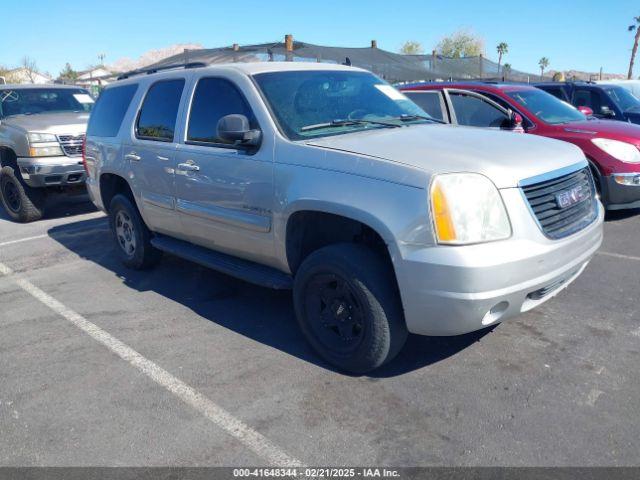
[283,201,400,276]
[99,172,135,214]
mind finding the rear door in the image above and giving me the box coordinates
[125,78,186,236]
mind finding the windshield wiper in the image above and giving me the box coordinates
[392,114,446,124]
[300,118,400,132]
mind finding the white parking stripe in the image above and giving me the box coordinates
[0,227,110,248]
[597,251,640,262]
[0,234,48,247]
[0,261,303,467]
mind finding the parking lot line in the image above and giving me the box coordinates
[0,260,303,467]
[597,251,640,262]
[0,234,49,247]
[0,225,110,249]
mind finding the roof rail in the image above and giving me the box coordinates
[117,62,207,80]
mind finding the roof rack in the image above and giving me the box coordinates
[117,62,207,80]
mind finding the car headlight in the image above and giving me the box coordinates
[27,132,58,143]
[592,138,640,164]
[29,145,64,157]
[430,173,511,245]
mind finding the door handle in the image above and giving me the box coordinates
[125,152,141,161]
[157,155,169,161]
[177,162,200,172]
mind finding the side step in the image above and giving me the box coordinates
[150,235,292,290]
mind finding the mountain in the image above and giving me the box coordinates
[547,69,628,81]
[109,43,204,72]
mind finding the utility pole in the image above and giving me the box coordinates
[97,53,106,66]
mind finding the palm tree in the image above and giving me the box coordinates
[539,57,550,79]
[496,42,509,75]
[628,15,640,79]
[503,63,512,80]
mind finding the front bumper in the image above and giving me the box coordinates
[603,174,640,210]
[394,189,604,336]
[17,156,86,188]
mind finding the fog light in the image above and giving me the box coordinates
[613,174,640,186]
[482,301,509,326]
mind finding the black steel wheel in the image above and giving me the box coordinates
[294,243,407,374]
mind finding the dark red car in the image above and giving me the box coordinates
[399,82,640,210]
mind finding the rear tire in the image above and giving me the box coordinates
[109,194,162,269]
[0,166,44,223]
[293,243,407,374]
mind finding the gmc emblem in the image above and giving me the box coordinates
[555,184,589,209]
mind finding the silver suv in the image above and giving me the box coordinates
[85,62,604,373]
[0,84,93,222]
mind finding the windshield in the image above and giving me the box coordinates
[0,88,94,118]
[506,88,585,124]
[602,86,640,112]
[253,70,433,140]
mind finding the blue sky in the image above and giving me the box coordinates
[3,0,638,77]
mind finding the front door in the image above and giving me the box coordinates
[174,76,274,263]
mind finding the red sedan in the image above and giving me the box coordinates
[400,82,640,210]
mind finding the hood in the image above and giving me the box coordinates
[306,124,585,189]
[561,118,640,144]
[2,112,89,135]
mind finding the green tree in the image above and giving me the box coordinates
[496,42,509,74]
[628,15,640,79]
[435,30,484,58]
[400,41,424,55]
[538,57,550,79]
[503,63,512,80]
[59,63,78,81]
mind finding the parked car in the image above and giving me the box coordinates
[0,84,93,222]
[535,81,640,124]
[400,82,640,210]
[597,80,640,99]
[84,63,603,373]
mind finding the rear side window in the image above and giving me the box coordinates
[87,84,138,137]
[404,91,446,121]
[136,79,185,141]
[187,77,257,146]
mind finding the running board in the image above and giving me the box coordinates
[150,235,292,290]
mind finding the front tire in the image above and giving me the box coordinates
[0,166,45,223]
[109,194,162,269]
[293,243,407,374]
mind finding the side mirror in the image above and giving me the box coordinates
[600,106,615,118]
[216,114,261,147]
[506,110,525,132]
[577,105,594,116]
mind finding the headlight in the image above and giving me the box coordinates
[27,132,58,143]
[592,138,640,164]
[430,173,511,245]
[29,145,64,157]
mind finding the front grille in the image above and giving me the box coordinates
[57,134,85,157]
[521,167,597,239]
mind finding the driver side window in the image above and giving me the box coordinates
[187,78,258,146]
[449,92,510,128]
